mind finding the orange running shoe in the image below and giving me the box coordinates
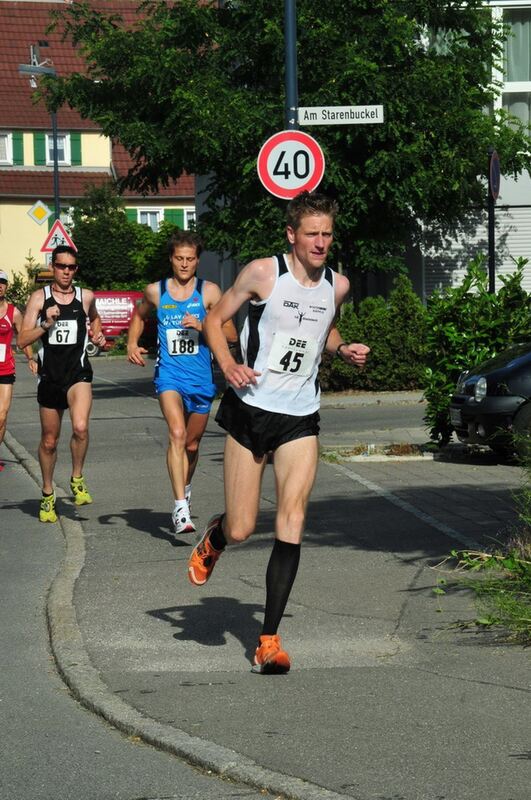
[187,515,224,586]
[251,634,291,675]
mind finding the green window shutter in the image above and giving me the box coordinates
[70,132,81,165]
[164,209,184,228]
[34,132,46,165]
[125,208,137,224]
[12,132,24,165]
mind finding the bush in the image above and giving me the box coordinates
[423,255,531,443]
[320,274,427,392]
[5,252,41,309]
[70,186,187,290]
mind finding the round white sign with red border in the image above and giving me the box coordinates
[257,130,325,200]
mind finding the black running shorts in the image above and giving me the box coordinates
[0,373,15,384]
[215,388,320,458]
[37,373,92,410]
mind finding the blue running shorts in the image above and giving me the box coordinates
[155,377,215,415]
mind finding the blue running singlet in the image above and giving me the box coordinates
[153,277,215,399]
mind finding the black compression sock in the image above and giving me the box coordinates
[262,539,301,636]
[208,514,227,551]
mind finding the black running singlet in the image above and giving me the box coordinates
[37,285,92,386]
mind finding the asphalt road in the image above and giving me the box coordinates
[2,356,530,800]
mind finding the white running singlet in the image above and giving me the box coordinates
[235,253,337,415]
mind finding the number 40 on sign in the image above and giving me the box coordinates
[257,130,325,200]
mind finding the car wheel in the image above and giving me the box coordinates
[513,403,531,460]
[85,341,100,358]
[489,443,514,461]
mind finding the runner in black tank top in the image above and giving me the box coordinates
[18,246,106,523]
[38,284,92,395]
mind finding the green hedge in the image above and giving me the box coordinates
[319,273,427,392]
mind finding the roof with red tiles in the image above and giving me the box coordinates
[1,1,145,129]
[0,1,194,200]
[0,168,194,200]
[111,143,195,197]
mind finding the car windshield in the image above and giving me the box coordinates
[475,342,531,372]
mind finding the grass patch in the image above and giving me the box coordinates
[435,458,531,644]
[320,442,428,461]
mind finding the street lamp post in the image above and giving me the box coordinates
[284,0,298,130]
[18,63,60,221]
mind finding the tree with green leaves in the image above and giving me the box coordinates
[45,0,531,281]
[70,184,178,288]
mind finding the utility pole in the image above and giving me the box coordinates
[284,0,298,130]
[19,46,60,221]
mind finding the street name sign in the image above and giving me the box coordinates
[298,105,384,126]
[257,130,325,200]
[40,219,77,253]
[27,200,53,226]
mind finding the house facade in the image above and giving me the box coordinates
[0,0,195,280]
[421,1,531,297]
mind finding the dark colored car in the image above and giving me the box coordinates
[449,342,531,457]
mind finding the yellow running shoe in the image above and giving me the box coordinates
[39,492,57,523]
[70,475,93,505]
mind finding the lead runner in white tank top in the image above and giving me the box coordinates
[234,253,336,416]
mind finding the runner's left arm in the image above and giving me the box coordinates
[86,292,106,348]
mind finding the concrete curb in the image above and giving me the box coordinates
[4,429,353,800]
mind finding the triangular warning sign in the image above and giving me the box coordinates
[40,220,77,253]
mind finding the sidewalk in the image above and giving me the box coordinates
[4,361,530,800]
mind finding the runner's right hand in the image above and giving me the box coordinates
[224,361,260,390]
[127,345,148,367]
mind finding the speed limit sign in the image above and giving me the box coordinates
[257,130,325,199]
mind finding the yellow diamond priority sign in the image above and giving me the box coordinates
[27,200,53,226]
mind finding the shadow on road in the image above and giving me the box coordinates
[99,508,189,547]
[147,596,264,662]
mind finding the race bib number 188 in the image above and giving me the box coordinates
[166,328,199,356]
[267,332,317,377]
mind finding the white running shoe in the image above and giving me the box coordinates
[172,505,196,534]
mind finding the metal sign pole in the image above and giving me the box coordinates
[487,146,499,294]
[51,110,61,221]
[284,0,298,130]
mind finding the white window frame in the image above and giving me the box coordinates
[0,132,13,165]
[183,207,196,230]
[491,3,531,115]
[46,132,71,166]
[137,208,163,231]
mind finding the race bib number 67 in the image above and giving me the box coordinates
[267,333,317,377]
[48,319,78,345]
[166,328,199,356]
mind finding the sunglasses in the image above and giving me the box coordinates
[54,263,77,271]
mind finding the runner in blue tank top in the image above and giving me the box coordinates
[127,230,237,535]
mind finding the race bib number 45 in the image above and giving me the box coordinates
[267,333,318,377]
[166,328,199,356]
[48,319,77,346]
